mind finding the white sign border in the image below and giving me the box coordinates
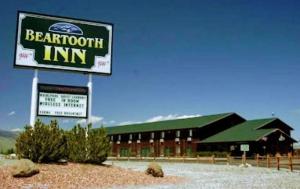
[37,83,89,119]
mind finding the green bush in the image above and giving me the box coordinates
[66,124,110,164]
[86,126,110,164]
[65,124,88,163]
[15,120,67,163]
[15,120,110,164]
[6,148,15,154]
[0,148,15,155]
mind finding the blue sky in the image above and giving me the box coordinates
[0,0,300,140]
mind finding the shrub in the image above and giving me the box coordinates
[15,120,67,163]
[86,126,110,164]
[66,124,110,164]
[145,162,164,177]
[1,148,15,155]
[15,120,110,165]
[65,124,88,163]
[6,148,15,155]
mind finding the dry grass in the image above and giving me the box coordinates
[0,163,182,189]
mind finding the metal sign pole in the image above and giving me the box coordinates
[243,151,246,165]
[30,69,38,127]
[85,73,93,144]
[84,74,92,157]
[87,73,92,125]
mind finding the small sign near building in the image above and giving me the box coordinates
[14,11,113,75]
[240,144,249,152]
[37,83,88,118]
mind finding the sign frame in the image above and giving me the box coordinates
[14,10,114,76]
[37,83,89,118]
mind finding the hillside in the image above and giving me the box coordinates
[0,130,19,153]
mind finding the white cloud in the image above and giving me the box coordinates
[117,114,201,126]
[176,114,202,119]
[145,114,201,123]
[103,120,117,126]
[76,115,104,125]
[10,128,23,132]
[109,120,116,124]
[117,121,141,126]
[8,111,15,116]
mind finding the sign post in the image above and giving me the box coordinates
[87,74,92,124]
[85,74,92,139]
[240,144,249,165]
[30,69,38,126]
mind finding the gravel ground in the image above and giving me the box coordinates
[0,160,181,189]
[110,161,300,189]
[2,159,300,189]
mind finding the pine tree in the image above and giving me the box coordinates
[66,124,87,162]
[87,126,110,164]
[15,119,67,163]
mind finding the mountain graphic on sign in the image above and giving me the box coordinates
[49,22,83,35]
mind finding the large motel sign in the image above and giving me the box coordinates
[14,11,113,125]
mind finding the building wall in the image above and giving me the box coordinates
[107,114,293,157]
[199,131,294,156]
[110,138,198,157]
[108,114,246,157]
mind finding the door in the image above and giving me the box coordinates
[120,147,129,157]
[186,147,193,157]
[164,147,172,156]
[141,147,150,157]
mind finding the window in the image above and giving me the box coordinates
[189,129,193,137]
[161,131,165,138]
[151,132,155,139]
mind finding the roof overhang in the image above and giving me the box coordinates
[256,129,297,142]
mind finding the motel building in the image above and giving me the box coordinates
[106,113,296,158]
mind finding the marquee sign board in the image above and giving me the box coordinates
[14,11,113,75]
[37,83,88,118]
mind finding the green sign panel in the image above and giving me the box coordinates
[14,11,113,75]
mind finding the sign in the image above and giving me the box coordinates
[14,11,113,75]
[37,83,88,118]
[240,144,249,152]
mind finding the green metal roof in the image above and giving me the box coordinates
[106,112,235,135]
[201,118,290,143]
